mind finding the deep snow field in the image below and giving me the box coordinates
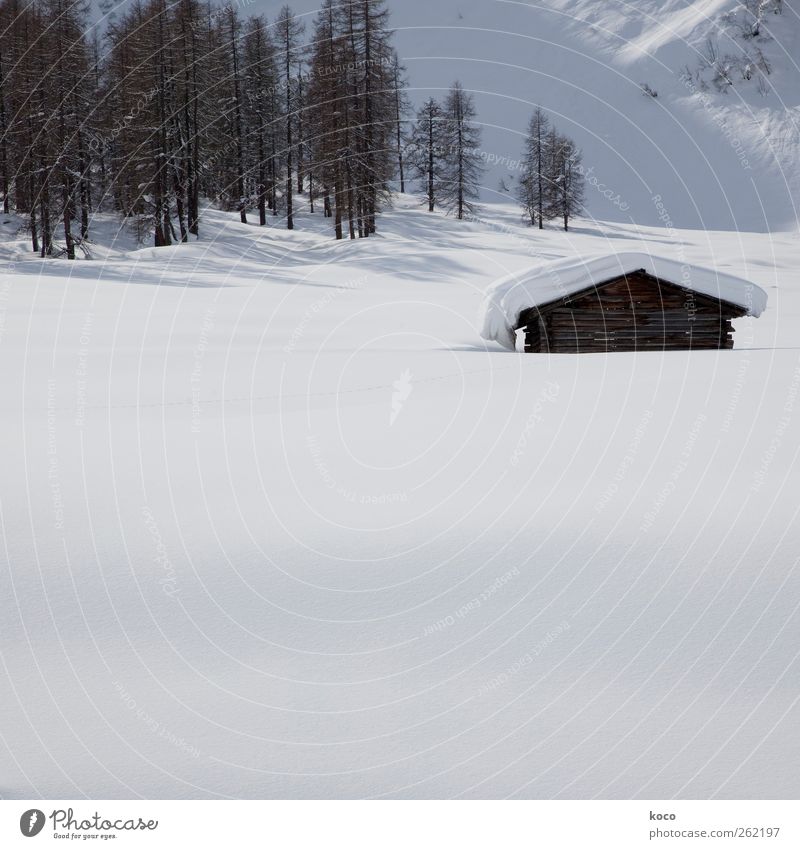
[1,197,799,799]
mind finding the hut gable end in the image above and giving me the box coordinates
[553,271,748,318]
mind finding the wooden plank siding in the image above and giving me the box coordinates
[518,270,747,353]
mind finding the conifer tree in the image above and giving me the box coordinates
[439,81,483,220]
[390,52,410,193]
[548,133,584,231]
[0,0,408,248]
[225,6,247,223]
[275,5,304,230]
[243,15,279,226]
[408,98,445,212]
[307,0,346,237]
[517,107,550,228]
[307,0,396,239]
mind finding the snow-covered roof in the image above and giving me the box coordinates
[479,252,768,350]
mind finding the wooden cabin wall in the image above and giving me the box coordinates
[519,272,744,353]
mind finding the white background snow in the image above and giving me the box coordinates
[2,0,800,799]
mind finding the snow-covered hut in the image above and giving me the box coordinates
[480,252,767,353]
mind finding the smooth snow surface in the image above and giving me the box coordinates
[1,198,798,799]
[480,252,768,351]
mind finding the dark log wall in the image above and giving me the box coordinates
[519,271,747,353]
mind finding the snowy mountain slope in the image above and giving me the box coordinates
[85,0,800,231]
[1,199,799,798]
[86,0,795,232]
[387,0,800,232]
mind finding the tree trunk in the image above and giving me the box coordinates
[537,126,544,229]
[258,134,267,225]
[457,119,464,220]
[285,46,294,229]
[362,0,376,234]
[0,47,8,215]
[427,113,434,212]
[296,69,304,195]
[333,171,343,240]
[230,13,247,224]
[40,190,51,257]
[63,185,75,259]
[394,65,405,193]
[172,162,188,242]
[30,203,39,253]
[270,133,278,214]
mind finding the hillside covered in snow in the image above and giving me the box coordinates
[151,0,800,232]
